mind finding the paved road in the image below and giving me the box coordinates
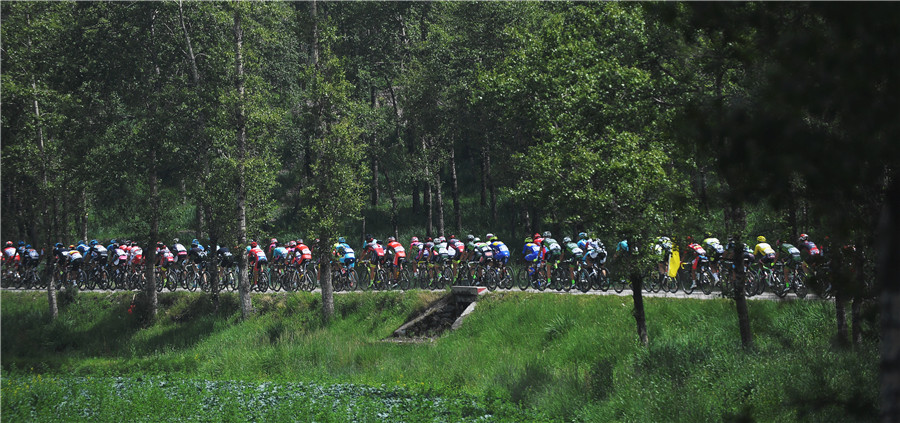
[1,286,822,301]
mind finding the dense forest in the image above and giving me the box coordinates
[2,2,899,417]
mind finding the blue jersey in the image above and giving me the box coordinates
[523,242,541,261]
[334,243,355,259]
[273,246,288,260]
[616,240,628,252]
[490,240,510,257]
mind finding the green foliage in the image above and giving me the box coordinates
[1,291,880,421]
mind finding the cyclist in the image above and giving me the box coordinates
[775,239,804,280]
[65,244,85,282]
[683,236,709,287]
[409,236,425,273]
[488,234,510,276]
[172,239,189,264]
[128,242,144,270]
[293,239,313,268]
[427,238,445,280]
[753,236,776,268]
[385,236,407,280]
[796,233,823,273]
[465,235,478,262]
[216,245,234,268]
[22,244,41,272]
[16,241,27,259]
[614,238,629,261]
[654,236,674,279]
[701,233,725,281]
[75,240,90,257]
[361,234,387,282]
[247,241,268,286]
[470,237,495,282]
[88,240,109,268]
[562,236,584,286]
[522,237,542,281]
[332,237,356,271]
[188,240,207,264]
[272,241,289,265]
[267,238,279,257]
[540,232,562,285]
[3,241,20,271]
[156,242,176,269]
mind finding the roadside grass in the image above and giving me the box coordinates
[1,290,880,421]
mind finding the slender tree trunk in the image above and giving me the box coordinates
[145,149,159,319]
[372,157,380,206]
[80,189,88,242]
[318,242,334,322]
[836,292,849,346]
[480,146,487,207]
[435,169,444,236]
[487,151,497,224]
[733,240,754,349]
[30,50,57,318]
[412,182,420,216]
[878,179,900,422]
[384,169,399,238]
[234,6,253,319]
[631,272,648,347]
[425,181,433,237]
[852,296,862,346]
[450,148,461,234]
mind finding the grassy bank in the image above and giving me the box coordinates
[1,290,880,421]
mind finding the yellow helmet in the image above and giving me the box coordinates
[757,236,766,243]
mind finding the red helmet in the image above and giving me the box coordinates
[4,241,12,247]
[411,236,419,243]
[270,238,277,244]
[250,241,258,248]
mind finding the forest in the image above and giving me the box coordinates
[2,1,899,419]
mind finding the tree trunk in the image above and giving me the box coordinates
[733,241,754,349]
[487,151,497,224]
[836,292,848,346]
[425,180,433,237]
[145,148,159,319]
[372,157,380,206]
[31,50,56,318]
[480,145,488,207]
[412,182,420,216]
[319,244,334,322]
[234,6,253,319]
[878,179,900,422]
[435,169,444,236]
[80,189,88,242]
[852,296,862,346]
[450,148,461,235]
[384,168,399,239]
[631,272,648,347]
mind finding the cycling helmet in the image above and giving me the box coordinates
[337,237,346,243]
[449,235,456,240]
[387,236,396,242]
[89,240,97,246]
[297,239,304,245]
[4,241,12,247]
[578,232,587,239]
[26,244,32,249]
[525,237,533,243]
[365,234,373,242]
[563,237,572,243]
[110,239,117,244]
[704,232,712,239]
[18,241,25,246]
[474,237,481,243]
[157,242,165,248]
[467,234,475,241]
[69,245,75,249]
[757,236,766,243]
[490,236,498,241]
[131,241,138,246]
[192,239,199,245]
[246,246,252,252]
[533,233,541,239]
[173,238,179,244]
[270,238,277,244]
[425,237,433,242]
[799,234,809,242]
[288,241,297,247]
[250,241,258,248]
[78,240,86,245]
[542,231,551,238]
[411,236,419,243]
[486,233,495,240]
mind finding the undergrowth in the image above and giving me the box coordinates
[1,290,880,421]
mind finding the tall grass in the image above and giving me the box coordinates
[1,290,880,421]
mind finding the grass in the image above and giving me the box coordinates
[1,290,881,421]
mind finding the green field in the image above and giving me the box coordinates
[1,290,880,421]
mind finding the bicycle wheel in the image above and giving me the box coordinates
[576,268,591,293]
[771,272,788,298]
[484,267,499,291]
[257,271,270,292]
[680,269,695,295]
[699,270,714,295]
[793,275,809,299]
[78,269,89,290]
[515,266,529,290]
[499,267,514,290]
[269,269,282,292]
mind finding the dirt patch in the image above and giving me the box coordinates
[391,295,473,339]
